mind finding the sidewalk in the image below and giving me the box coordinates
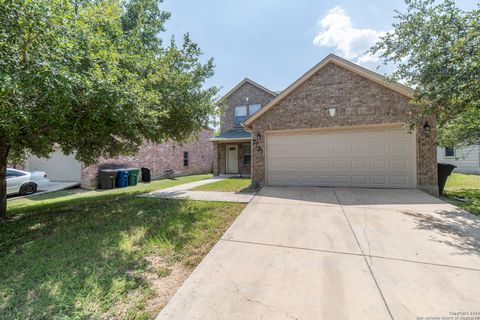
[141,177,254,203]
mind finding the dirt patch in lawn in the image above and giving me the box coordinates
[143,256,192,315]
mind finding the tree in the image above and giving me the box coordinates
[370,0,480,147]
[0,0,218,217]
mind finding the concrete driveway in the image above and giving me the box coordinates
[157,187,480,320]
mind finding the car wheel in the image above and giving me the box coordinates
[20,182,37,195]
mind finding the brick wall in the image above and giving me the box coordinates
[81,129,213,188]
[220,81,276,133]
[249,63,438,195]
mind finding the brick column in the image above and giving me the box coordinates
[213,142,219,176]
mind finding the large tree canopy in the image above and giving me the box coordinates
[0,0,218,216]
[370,0,480,148]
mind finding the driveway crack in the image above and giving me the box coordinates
[332,188,394,320]
[215,259,300,320]
[362,208,373,267]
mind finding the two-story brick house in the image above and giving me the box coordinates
[211,54,438,195]
[211,78,277,177]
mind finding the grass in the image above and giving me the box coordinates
[443,172,480,216]
[0,174,245,319]
[191,178,256,193]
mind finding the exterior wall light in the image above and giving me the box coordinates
[423,121,431,132]
[328,107,336,117]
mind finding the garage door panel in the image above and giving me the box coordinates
[368,129,387,140]
[390,143,408,156]
[313,133,330,143]
[351,144,368,154]
[351,175,367,185]
[317,160,331,169]
[371,159,386,169]
[391,175,408,186]
[391,159,408,170]
[330,131,350,142]
[350,130,367,141]
[389,128,410,140]
[369,143,387,154]
[352,159,367,169]
[334,159,349,169]
[266,127,415,188]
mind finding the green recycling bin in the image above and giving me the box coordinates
[127,168,140,186]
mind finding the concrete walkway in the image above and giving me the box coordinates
[157,187,480,320]
[141,177,254,203]
[143,190,254,203]
[147,177,228,193]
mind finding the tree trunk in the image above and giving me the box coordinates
[0,143,9,218]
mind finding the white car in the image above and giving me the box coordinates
[6,168,50,196]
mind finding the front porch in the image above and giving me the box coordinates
[212,141,252,177]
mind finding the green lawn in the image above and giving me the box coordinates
[444,172,480,216]
[1,174,245,319]
[191,178,256,193]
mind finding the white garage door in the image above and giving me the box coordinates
[266,127,416,188]
[28,149,82,182]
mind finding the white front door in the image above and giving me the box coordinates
[226,145,239,173]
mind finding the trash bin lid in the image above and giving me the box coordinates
[438,163,457,169]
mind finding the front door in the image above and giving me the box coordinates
[226,145,239,173]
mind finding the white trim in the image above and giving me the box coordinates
[244,54,414,128]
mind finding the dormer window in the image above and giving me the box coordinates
[234,106,247,126]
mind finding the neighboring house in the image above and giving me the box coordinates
[437,144,480,174]
[26,128,214,188]
[211,54,438,195]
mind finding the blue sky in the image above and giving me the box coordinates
[161,0,475,95]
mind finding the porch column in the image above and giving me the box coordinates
[213,142,219,176]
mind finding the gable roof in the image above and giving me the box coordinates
[243,54,414,128]
[221,78,278,101]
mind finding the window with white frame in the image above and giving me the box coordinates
[234,106,247,126]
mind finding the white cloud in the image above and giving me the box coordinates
[313,7,386,66]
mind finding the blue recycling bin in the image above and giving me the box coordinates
[115,169,129,188]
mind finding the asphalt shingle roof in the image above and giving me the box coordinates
[212,128,251,140]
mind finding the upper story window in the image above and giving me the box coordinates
[234,106,247,126]
[249,104,261,116]
[234,104,262,126]
[445,147,455,157]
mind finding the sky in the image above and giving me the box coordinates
[160,0,476,96]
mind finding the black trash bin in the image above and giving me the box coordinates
[141,167,151,183]
[99,169,117,189]
[437,163,456,195]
